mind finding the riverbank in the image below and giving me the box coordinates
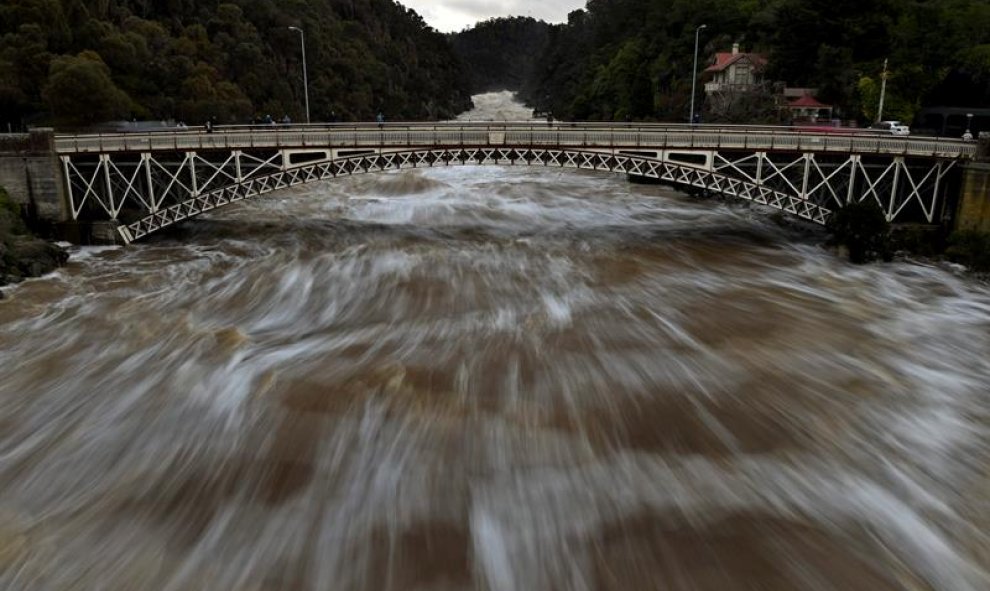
[685,187,990,275]
[0,186,68,297]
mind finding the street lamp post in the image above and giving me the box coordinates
[964,113,974,140]
[876,59,888,124]
[690,24,707,125]
[288,26,310,124]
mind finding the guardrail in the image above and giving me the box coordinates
[54,123,978,159]
[1,131,52,153]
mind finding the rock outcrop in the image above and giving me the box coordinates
[0,186,68,296]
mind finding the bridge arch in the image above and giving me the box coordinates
[116,147,831,243]
[56,124,972,244]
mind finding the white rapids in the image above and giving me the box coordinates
[1,93,990,590]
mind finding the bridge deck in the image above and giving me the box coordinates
[54,123,975,243]
[54,123,977,159]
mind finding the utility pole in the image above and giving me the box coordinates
[690,24,707,125]
[288,26,310,124]
[876,59,888,124]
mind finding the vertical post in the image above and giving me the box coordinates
[61,155,78,219]
[847,156,860,204]
[928,161,944,223]
[876,59,888,124]
[234,150,243,182]
[800,153,813,200]
[690,24,707,126]
[187,152,198,196]
[887,157,903,221]
[288,27,310,124]
[101,154,116,218]
[143,153,157,212]
[755,151,764,185]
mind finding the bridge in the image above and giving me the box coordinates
[19,124,984,243]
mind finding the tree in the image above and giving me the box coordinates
[42,51,133,125]
[704,83,779,124]
[511,0,990,125]
[2,0,473,127]
[449,17,550,93]
[0,58,29,129]
[857,67,918,124]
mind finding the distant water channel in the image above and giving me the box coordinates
[2,91,990,590]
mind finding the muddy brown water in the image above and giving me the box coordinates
[1,93,990,590]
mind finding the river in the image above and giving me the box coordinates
[2,91,990,590]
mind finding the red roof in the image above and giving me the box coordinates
[788,94,831,108]
[704,52,767,73]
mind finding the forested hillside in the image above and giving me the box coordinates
[509,0,990,123]
[0,0,473,128]
[448,17,550,94]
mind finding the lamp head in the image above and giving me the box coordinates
[699,24,707,30]
[288,26,301,32]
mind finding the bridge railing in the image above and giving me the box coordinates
[53,124,978,159]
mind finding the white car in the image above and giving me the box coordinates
[873,121,911,136]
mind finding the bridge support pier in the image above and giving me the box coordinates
[0,128,67,230]
[56,220,124,245]
[954,162,990,232]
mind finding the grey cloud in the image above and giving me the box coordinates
[400,0,586,32]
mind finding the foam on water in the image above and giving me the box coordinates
[2,93,990,590]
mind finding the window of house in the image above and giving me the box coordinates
[734,64,750,85]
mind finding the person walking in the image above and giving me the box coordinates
[376,111,384,129]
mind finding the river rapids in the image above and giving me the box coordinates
[2,92,990,590]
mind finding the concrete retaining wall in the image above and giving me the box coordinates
[955,162,990,233]
[0,129,65,223]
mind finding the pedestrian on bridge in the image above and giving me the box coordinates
[377,111,385,128]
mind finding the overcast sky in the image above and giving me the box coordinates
[399,0,587,33]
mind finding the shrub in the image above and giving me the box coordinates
[946,230,990,272]
[888,224,945,257]
[826,201,891,263]
[0,185,27,237]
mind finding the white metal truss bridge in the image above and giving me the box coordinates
[54,123,977,243]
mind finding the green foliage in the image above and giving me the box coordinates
[449,17,550,94]
[0,184,68,283]
[857,72,918,124]
[888,225,944,257]
[0,186,22,221]
[946,230,990,272]
[704,83,779,124]
[826,201,891,264]
[42,51,135,124]
[0,185,28,242]
[505,0,990,122]
[1,0,473,128]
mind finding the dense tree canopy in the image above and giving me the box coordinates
[0,0,473,129]
[7,0,990,129]
[448,17,550,94]
[489,0,990,124]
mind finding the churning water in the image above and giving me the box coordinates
[2,93,990,590]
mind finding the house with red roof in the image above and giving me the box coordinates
[785,91,833,122]
[704,43,767,95]
[701,45,838,124]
